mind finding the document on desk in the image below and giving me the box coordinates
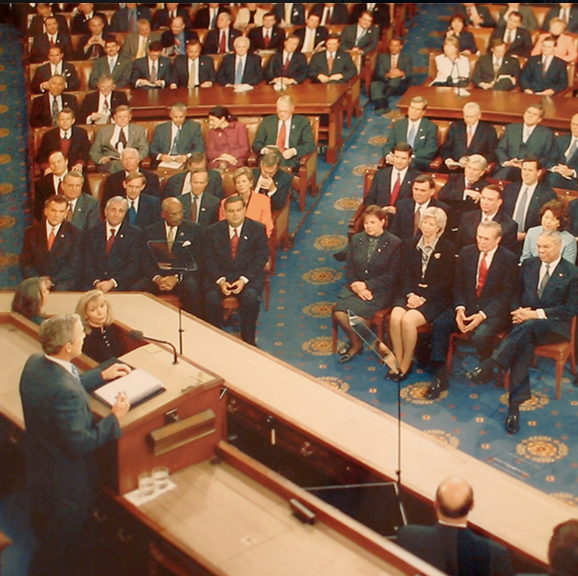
[93,368,166,409]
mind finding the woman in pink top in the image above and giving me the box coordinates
[206,106,250,171]
[531,18,578,63]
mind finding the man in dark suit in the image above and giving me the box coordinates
[122,172,161,229]
[293,12,328,53]
[33,151,70,221]
[466,230,578,433]
[216,35,264,86]
[160,15,199,57]
[440,103,498,167]
[36,108,91,174]
[472,39,521,91]
[370,37,412,114]
[192,3,230,29]
[76,15,114,60]
[164,152,224,200]
[152,3,191,30]
[455,3,496,27]
[383,95,438,172]
[494,103,556,181]
[424,220,519,399]
[308,34,357,84]
[20,314,130,576]
[543,3,578,33]
[203,11,241,54]
[349,3,390,31]
[28,4,69,37]
[30,45,80,94]
[70,3,110,35]
[29,75,78,129]
[253,94,316,171]
[273,3,305,27]
[120,18,162,60]
[520,37,568,95]
[457,184,518,253]
[29,15,72,63]
[110,3,152,32]
[547,113,578,190]
[397,476,514,576]
[130,41,173,88]
[340,10,380,56]
[248,11,285,52]
[61,171,101,231]
[489,11,533,58]
[20,194,81,292]
[82,196,143,291]
[169,39,216,88]
[253,153,293,212]
[203,195,270,345]
[310,3,349,25]
[265,34,308,85]
[88,37,133,89]
[179,168,220,227]
[78,72,129,125]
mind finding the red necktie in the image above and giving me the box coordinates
[283,54,290,74]
[230,228,239,260]
[106,228,116,255]
[276,121,286,152]
[219,31,227,53]
[264,31,270,48]
[476,253,488,297]
[390,174,402,206]
[47,228,56,251]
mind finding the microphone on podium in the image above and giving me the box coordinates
[127,330,179,365]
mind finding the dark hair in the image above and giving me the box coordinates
[449,13,466,27]
[44,194,68,209]
[224,194,246,208]
[148,40,163,52]
[362,204,386,222]
[521,155,541,170]
[540,199,569,231]
[414,174,435,188]
[12,278,45,320]
[392,142,413,155]
[481,184,503,198]
[209,106,235,122]
[549,519,578,576]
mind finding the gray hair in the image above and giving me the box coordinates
[478,219,502,238]
[421,206,447,236]
[105,196,129,211]
[538,229,562,245]
[463,102,481,115]
[39,314,81,355]
[466,154,488,170]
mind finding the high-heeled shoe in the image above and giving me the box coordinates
[338,346,363,363]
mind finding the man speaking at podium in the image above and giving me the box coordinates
[20,314,131,576]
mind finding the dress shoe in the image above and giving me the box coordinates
[465,364,494,385]
[338,348,362,364]
[333,249,347,262]
[504,409,520,435]
[424,376,448,400]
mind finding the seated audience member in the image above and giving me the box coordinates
[36,108,90,174]
[457,184,518,253]
[206,106,250,171]
[349,3,390,31]
[532,18,577,63]
[29,75,78,129]
[76,290,123,363]
[265,34,308,85]
[390,175,449,242]
[78,73,129,125]
[494,104,555,181]
[547,519,578,575]
[178,168,220,227]
[89,106,149,173]
[520,200,576,264]
[444,13,477,54]
[152,3,191,30]
[76,15,113,60]
[216,36,264,86]
[308,34,357,84]
[130,41,173,89]
[472,39,520,91]
[33,151,70,221]
[520,37,568,96]
[253,152,292,212]
[467,229,578,434]
[548,113,578,191]
[430,37,470,87]
[110,3,152,33]
[121,172,161,229]
[164,152,225,199]
[193,3,230,30]
[170,39,216,88]
[248,11,284,52]
[502,157,557,243]
[234,3,268,30]
[11,277,49,325]
[294,12,328,53]
[310,3,350,26]
[383,96,438,172]
[389,207,455,380]
[101,147,162,208]
[21,194,81,292]
[28,3,69,37]
[440,102,498,168]
[88,37,133,89]
[218,167,273,238]
[398,477,514,574]
[141,197,204,317]
[334,204,401,364]
[70,3,109,35]
[150,102,205,169]
[455,3,496,28]
[273,3,305,27]
[341,10,380,58]
[203,11,241,54]
[29,15,72,63]
[82,196,143,292]
[203,195,270,346]
[253,95,315,171]
[424,220,519,400]
[490,11,533,58]
[160,15,198,57]
[370,37,412,115]
[543,3,578,33]
[30,45,80,94]
[497,3,538,31]
[120,17,162,60]
[60,171,100,231]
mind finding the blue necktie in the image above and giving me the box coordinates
[407,125,416,147]
[128,201,137,224]
[235,58,243,84]
[71,364,80,381]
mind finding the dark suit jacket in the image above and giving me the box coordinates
[383,117,439,170]
[397,523,513,576]
[30,32,73,63]
[551,133,578,174]
[171,55,216,87]
[439,174,490,230]
[164,169,224,200]
[265,51,308,83]
[495,123,556,168]
[160,29,200,55]
[390,198,450,241]
[101,169,162,208]
[180,192,220,227]
[82,221,143,290]
[70,11,110,35]
[372,52,412,88]
[77,90,129,125]
[88,55,133,89]
[75,33,115,60]
[30,61,80,94]
[364,166,420,207]
[252,167,293,212]
[349,4,390,30]
[216,53,264,86]
[29,93,78,128]
[502,182,557,232]
[544,6,578,33]
[310,4,349,25]
[28,13,69,37]
[457,209,518,253]
[70,193,101,231]
[152,7,191,30]
[520,55,568,95]
[455,4,495,27]
[110,6,152,32]
[130,55,174,88]
[36,126,91,170]
[472,53,521,90]
[569,198,578,236]
[203,218,269,293]
[150,120,205,167]
[308,48,357,83]
[294,26,328,52]
[340,23,380,54]
[273,3,305,26]
[248,26,285,52]
[440,120,498,163]
[202,28,242,55]
[126,194,161,230]
[192,5,230,29]
[33,173,91,221]
[490,26,533,58]
[20,220,81,290]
